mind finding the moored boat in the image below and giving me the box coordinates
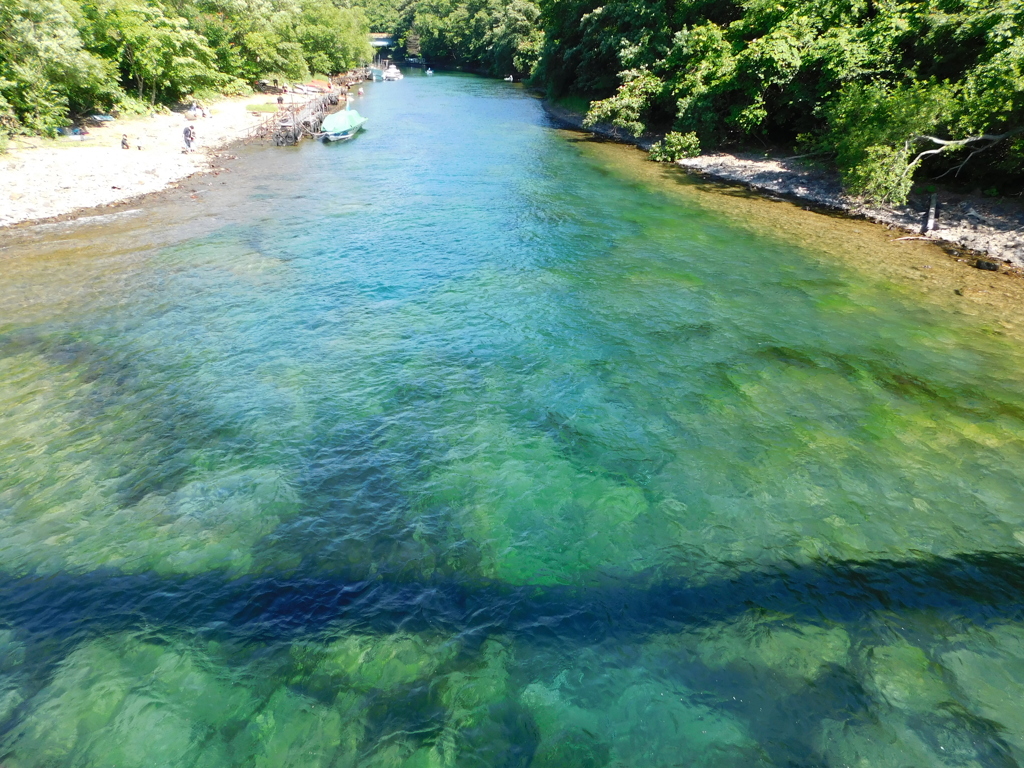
[383,65,404,81]
[320,108,367,142]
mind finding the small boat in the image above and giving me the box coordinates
[425,68,434,76]
[320,108,367,142]
[504,75,514,82]
[383,65,404,81]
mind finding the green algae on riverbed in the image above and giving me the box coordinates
[2,73,1024,767]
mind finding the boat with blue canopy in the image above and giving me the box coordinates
[320,107,367,142]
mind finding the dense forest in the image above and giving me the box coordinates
[362,0,1024,202]
[2,0,1022,202]
[559,0,1024,202]
[0,0,370,135]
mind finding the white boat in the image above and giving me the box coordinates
[425,68,434,76]
[383,65,404,81]
[320,108,367,142]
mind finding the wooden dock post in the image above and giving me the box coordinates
[924,193,938,234]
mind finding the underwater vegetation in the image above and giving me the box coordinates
[3,74,1024,767]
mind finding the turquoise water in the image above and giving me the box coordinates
[3,73,1024,766]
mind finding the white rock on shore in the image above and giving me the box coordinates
[679,153,1024,269]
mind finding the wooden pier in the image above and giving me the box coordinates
[245,92,342,146]
[245,69,371,146]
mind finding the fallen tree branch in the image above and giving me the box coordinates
[910,127,1023,178]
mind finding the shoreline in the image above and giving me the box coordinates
[542,101,1024,270]
[5,91,1021,272]
[0,95,285,230]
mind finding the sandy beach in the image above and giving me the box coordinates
[0,95,287,228]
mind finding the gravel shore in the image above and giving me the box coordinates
[543,101,1024,269]
[0,95,279,228]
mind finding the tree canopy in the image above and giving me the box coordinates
[2,0,1021,201]
[0,0,371,135]
[558,0,1024,202]
[357,0,543,77]
[339,0,1024,201]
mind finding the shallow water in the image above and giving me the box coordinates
[3,73,1024,767]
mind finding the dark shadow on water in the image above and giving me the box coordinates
[10,549,1024,766]
[3,551,1024,646]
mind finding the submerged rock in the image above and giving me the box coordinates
[434,640,536,768]
[605,682,769,768]
[1,633,369,768]
[692,617,850,686]
[865,642,952,712]
[520,661,766,768]
[943,624,1024,763]
[422,414,650,585]
[0,630,26,724]
[521,680,607,768]
[815,716,964,768]
[531,727,610,768]
[233,686,357,768]
[296,631,459,694]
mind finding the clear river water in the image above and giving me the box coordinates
[4,72,1024,768]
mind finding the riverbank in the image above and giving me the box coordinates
[542,101,1024,269]
[0,95,281,228]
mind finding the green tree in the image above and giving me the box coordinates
[292,0,372,74]
[0,0,120,133]
[86,0,239,103]
[489,0,543,76]
[565,0,1023,203]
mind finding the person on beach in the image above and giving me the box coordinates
[183,125,196,152]
[121,134,130,149]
